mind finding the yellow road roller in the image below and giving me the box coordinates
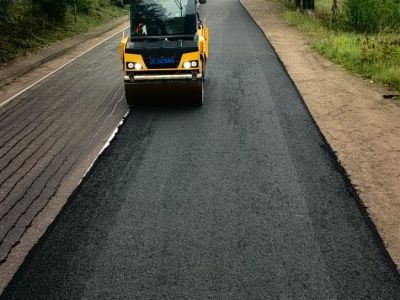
[120,0,209,105]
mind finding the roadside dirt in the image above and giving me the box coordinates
[241,0,400,268]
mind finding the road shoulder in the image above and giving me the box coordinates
[241,0,400,269]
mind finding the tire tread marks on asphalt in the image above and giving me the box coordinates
[0,41,126,264]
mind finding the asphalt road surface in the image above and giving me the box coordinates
[3,0,400,298]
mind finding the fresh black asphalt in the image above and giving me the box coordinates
[3,0,400,298]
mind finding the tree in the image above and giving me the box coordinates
[302,0,314,10]
[293,0,315,13]
[332,0,339,22]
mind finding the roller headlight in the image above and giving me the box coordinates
[183,60,199,69]
[126,62,143,70]
[134,63,142,70]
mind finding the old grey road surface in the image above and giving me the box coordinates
[3,0,400,298]
[0,19,128,288]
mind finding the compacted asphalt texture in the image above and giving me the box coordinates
[3,0,400,298]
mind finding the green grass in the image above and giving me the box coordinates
[0,4,128,65]
[282,0,400,91]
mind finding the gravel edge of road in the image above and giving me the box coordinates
[240,0,400,271]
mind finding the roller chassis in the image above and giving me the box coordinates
[124,76,204,106]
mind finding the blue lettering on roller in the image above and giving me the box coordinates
[149,57,176,65]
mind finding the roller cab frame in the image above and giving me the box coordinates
[120,0,209,105]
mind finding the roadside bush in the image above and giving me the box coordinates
[0,0,127,64]
[346,0,400,32]
[0,0,15,25]
[361,36,400,64]
[284,8,400,91]
[36,0,68,22]
[111,0,125,7]
[74,0,96,14]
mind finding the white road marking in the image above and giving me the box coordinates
[0,26,129,109]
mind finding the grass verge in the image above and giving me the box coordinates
[282,2,400,92]
[0,4,128,65]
